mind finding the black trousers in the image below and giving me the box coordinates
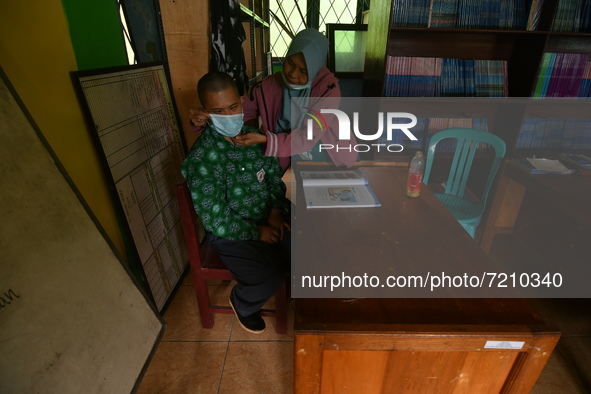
[207,231,291,316]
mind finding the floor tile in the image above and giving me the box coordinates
[555,337,591,392]
[181,268,227,288]
[137,341,227,394]
[528,298,591,336]
[162,285,233,342]
[219,341,293,394]
[136,235,590,393]
[531,348,588,394]
[181,270,194,286]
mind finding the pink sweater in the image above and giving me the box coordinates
[243,67,358,171]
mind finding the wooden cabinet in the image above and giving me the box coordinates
[294,298,560,394]
[292,166,561,392]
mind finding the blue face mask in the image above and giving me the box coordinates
[281,72,311,90]
[209,113,244,137]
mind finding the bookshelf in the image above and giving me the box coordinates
[364,0,591,98]
[363,0,591,159]
[240,0,271,86]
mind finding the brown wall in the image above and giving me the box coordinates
[159,0,211,150]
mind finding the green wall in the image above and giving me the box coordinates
[62,0,128,70]
[0,1,130,260]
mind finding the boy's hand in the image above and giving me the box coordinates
[233,132,267,146]
[257,225,281,244]
[189,108,210,128]
[267,208,290,241]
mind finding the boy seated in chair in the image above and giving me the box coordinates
[181,72,291,334]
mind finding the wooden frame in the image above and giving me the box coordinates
[326,23,368,78]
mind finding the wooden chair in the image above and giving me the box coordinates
[175,183,288,334]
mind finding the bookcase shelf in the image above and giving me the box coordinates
[240,0,270,85]
[364,0,591,96]
[363,0,591,159]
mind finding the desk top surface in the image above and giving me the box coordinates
[294,165,504,298]
[293,165,554,332]
[506,160,591,228]
[294,297,548,332]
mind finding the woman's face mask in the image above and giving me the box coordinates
[281,72,311,90]
[209,113,244,137]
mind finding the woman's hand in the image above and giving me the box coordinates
[257,224,281,244]
[266,208,290,241]
[189,108,210,128]
[233,132,267,146]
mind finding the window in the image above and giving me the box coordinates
[119,0,136,65]
[270,0,369,58]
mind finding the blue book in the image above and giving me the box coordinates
[430,0,459,28]
[560,119,576,150]
[464,59,476,96]
[542,119,564,149]
[516,118,535,149]
[532,117,548,149]
[533,53,556,97]
[441,58,457,96]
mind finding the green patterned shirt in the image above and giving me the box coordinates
[181,125,289,241]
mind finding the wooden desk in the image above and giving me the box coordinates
[295,298,559,394]
[481,160,591,253]
[293,166,560,393]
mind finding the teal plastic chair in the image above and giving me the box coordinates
[423,128,506,238]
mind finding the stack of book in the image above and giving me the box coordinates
[384,57,442,96]
[376,116,489,154]
[391,0,432,27]
[515,118,591,150]
[512,157,575,174]
[378,116,428,149]
[384,56,507,97]
[474,59,507,97]
[559,152,591,174]
[579,61,591,97]
[533,53,591,98]
[390,0,534,29]
[425,117,490,152]
[551,0,591,32]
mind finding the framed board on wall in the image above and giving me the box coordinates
[72,63,190,311]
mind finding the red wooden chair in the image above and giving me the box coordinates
[175,183,288,334]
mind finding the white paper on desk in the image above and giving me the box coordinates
[303,185,381,208]
[526,158,572,173]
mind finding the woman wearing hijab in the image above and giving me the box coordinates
[190,28,358,172]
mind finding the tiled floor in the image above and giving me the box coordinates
[136,275,295,394]
[137,235,591,394]
[528,298,591,393]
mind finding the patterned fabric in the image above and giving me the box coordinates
[209,0,249,95]
[181,125,289,241]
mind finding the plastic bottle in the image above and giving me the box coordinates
[406,151,425,198]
